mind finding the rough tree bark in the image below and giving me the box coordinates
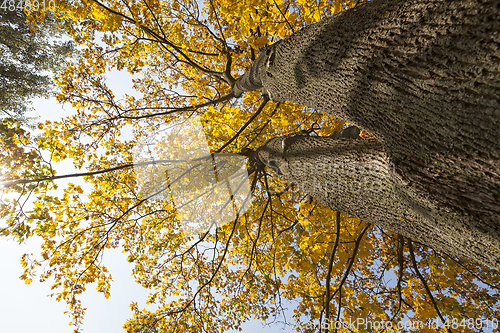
[235,0,500,269]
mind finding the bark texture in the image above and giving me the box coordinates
[248,0,500,269]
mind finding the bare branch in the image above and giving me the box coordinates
[90,0,223,79]
[272,0,295,33]
[216,96,270,153]
[90,0,135,23]
[408,240,452,333]
[444,254,500,290]
[390,235,405,322]
[165,216,239,317]
[244,102,281,148]
[114,92,235,120]
[330,223,371,302]
[324,211,341,333]
[207,0,236,85]
[1,153,241,187]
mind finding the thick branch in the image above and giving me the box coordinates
[232,47,272,97]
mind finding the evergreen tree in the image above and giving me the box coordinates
[0,9,73,122]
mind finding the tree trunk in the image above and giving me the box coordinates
[257,134,500,269]
[237,0,500,269]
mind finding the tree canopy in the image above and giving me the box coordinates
[1,1,499,332]
[0,9,74,122]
